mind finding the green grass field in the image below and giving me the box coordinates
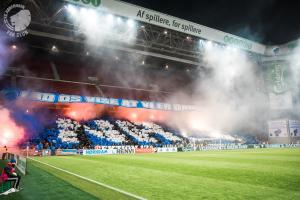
[2,148,300,200]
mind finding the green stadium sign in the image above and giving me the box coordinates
[224,35,253,50]
[266,62,290,94]
[64,0,101,8]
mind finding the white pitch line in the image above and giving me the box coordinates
[29,158,147,200]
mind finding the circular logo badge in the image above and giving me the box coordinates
[4,4,31,37]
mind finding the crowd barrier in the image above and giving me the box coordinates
[192,144,300,151]
[82,149,117,155]
[25,144,300,157]
[195,145,248,151]
[116,148,135,154]
[261,144,300,148]
[56,149,78,156]
[135,148,155,154]
[157,147,178,153]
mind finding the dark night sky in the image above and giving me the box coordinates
[123,0,300,45]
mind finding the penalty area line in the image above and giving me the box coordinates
[28,157,147,200]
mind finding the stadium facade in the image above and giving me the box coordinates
[1,0,300,144]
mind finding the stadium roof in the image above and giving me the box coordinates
[123,0,300,45]
[62,0,266,54]
[3,0,287,100]
[1,0,264,63]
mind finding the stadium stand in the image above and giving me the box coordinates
[5,55,191,102]
[41,118,81,149]
[85,120,127,146]
[40,117,182,149]
[115,120,158,145]
[142,122,182,144]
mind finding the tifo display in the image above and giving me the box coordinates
[38,118,183,150]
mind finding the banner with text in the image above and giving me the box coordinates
[116,148,135,154]
[82,149,117,155]
[58,149,78,155]
[156,147,178,153]
[62,0,265,54]
[135,148,154,153]
[17,90,197,112]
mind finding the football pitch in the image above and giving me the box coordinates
[2,148,300,200]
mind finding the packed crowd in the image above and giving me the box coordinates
[56,118,80,144]
[115,120,158,145]
[40,117,183,149]
[85,120,126,145]
[142,122,182,143]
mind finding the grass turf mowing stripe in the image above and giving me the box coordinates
[0,160,98,200]
[29,157,147,200]
[30,160,133,200]
[35,149,300,200]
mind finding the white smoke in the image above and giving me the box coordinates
[66,5,137,48]
[167,44,269,139]
[289,40,300,117]
[65,5,144,91]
